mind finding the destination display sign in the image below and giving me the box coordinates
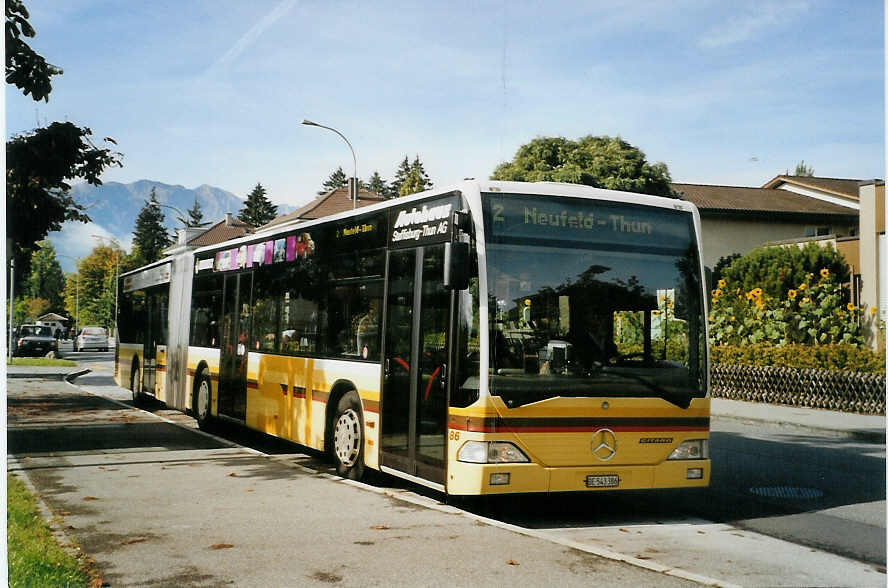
[485,194,693,251]
[389,193,459,248]
[123,262,171,292]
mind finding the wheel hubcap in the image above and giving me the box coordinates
[334,409,361,467]
[197,380,210,420]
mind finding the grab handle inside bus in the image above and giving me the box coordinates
[443,241,470,290]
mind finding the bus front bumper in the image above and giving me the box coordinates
[446,459,710,495]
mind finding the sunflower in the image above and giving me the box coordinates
[717,279,726,289]
[798,283,807,291]
[752,287,763,297]
[787,289,797,300]
[820,268,830,278]
[847,303,856,312]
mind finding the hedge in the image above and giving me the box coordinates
[710,343,885,375]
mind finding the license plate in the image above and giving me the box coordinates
[586,474,620,488]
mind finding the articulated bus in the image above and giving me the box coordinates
[115,181,710,495]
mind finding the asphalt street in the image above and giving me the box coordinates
[8,355,887,586]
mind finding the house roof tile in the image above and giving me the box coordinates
[672,183,858,216]
[761,175,864,200]
[261,187,386,230]
[187,217,253,246]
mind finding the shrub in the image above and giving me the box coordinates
[720,241,849,300]
[711,343,885,375]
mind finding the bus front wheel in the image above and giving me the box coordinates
[332,391,364,480]
[193,371,213,431]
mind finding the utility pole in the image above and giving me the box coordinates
[8,258,14,360]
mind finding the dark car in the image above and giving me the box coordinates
[13,325,58,357]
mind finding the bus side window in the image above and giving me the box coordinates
[251,270,279,353]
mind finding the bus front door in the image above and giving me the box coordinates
[381,245,450,487]
[218,273,250,421]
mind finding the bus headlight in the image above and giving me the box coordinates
[667,439,709,460]
[457,441,530,463]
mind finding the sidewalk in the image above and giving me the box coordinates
[711,397,885,442]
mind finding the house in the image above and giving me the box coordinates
[36,312,68,336]
[675,175,883,348]
[261,186,386,232]
[673,177,860,268]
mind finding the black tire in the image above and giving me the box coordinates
[331,391,365,480]
[192,370,213,431]
[130,362,142,407]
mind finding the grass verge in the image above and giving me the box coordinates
[7,357,77,367]
[7,474,91,587]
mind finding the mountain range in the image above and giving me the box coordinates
[49,180,296,272]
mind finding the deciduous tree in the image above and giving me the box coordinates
[25,241,66,311]
[491,135,678,198]
[5,1,122,285]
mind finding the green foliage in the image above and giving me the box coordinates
[182,198,209,227]
[132,189,171,265]
[720,242,849,300]
[711,344,885,375]
[321,166,348,193]
[238,182,278,227]
[5,0,62,102]
[709,270,873,347]
[389,156,411,198]
[711,253,741,288]
[25,241,66,310]
[491,135,678,198]
[64,245,125,330]
[8,357,76,366]
[399,155,434,196]
[786,161,814,177]
[7,474,91,587]
[366,171,387,196]
[6,122,123,284]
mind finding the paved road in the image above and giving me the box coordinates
[10,363,887,586]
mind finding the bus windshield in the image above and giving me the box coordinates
[483,193,706,409]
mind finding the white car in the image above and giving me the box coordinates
[75,326,109,352]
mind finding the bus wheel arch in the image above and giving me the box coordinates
[326,381,365,480]
[192,363,213,430]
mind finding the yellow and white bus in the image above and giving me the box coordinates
[116,180,710,495]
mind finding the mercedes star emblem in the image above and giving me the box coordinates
[591,428,617,461]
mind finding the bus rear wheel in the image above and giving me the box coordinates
[130,363,141,407]
[332,391,364,480]
[193,371,213,431]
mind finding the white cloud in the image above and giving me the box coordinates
[48,222,133,273]
[698,2,809,48]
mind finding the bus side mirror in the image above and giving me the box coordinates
[444,241,470,290]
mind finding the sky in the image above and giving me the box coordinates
[5,0,885,212]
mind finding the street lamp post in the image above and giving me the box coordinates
[8,258,14,360]
[301,119,358,209]
[149,201,188,226]
[92,236,121,340]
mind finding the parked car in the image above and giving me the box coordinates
[75,326,109,352]
[13,324,58,357]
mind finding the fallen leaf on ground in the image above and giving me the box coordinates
[83,496,99,501]
[506,560,520,566]
[121,537,147,545]
[370,525,390,530]
[227,472,239,477]
[210,543,234,550]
